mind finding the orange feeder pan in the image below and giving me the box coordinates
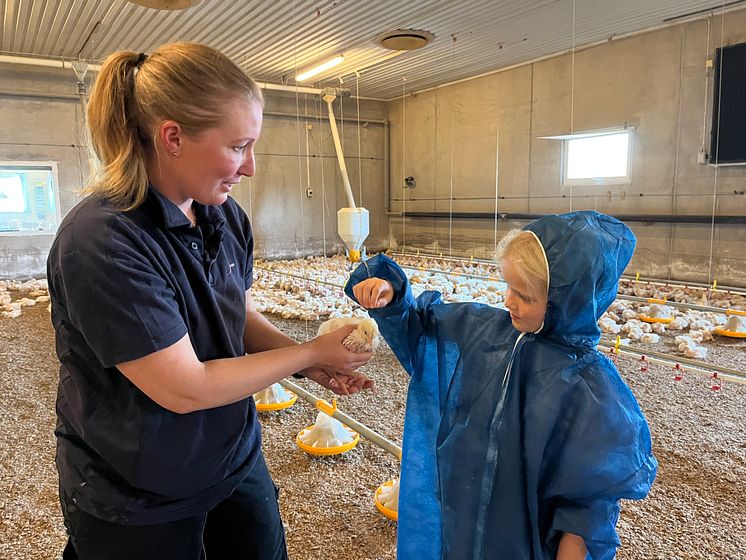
[295,425,360,456]
[713,327,746,339]
[374,480,398,522]
[639,316,674,324]
[255,389,297,412]
[640,299,674,323]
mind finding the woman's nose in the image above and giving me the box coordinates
[238,150,255,177]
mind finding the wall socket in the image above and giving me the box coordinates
[306,187,313,198]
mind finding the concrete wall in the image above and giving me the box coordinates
[387,11,746,287]
[0,64,387,278]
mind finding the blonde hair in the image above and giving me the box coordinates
[84,42,264,210]
[496,230,549,300]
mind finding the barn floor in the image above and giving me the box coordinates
[1,302,745,560]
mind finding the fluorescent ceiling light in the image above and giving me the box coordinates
[295,55,345,82]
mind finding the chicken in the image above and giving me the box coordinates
[317,316,380,353]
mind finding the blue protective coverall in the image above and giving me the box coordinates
[345,211,657,560]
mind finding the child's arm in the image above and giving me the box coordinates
[345,254,444,377]
[557,533,588,560]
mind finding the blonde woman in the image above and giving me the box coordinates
[348,211,657,560]
[48,43,372,560]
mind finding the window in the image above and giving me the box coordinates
[0,163,60,234]
[560,129,632,187]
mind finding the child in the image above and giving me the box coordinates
[346,211,657,560]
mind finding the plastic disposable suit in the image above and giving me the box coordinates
[345,211,657,560]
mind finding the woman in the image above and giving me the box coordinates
[48,42,372,560]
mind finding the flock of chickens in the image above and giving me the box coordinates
[252,254,746,363]
[2,255,745,365]
[0,279,49,319]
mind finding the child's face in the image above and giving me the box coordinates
[501,258,547,333]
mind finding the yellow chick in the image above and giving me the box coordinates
[317,316,380,353]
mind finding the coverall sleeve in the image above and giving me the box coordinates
[541,359,658,560]
[344,254,444,376]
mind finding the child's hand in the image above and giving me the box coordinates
[353,278,394,309]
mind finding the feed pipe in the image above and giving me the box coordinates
[598,341,746,384]
[616,294,740,315]
[398,211,746,225]
[398,264,503,284]
[280,379,402,460]
[392,251,746,301]
[322,90,357,209]
[0,55,351,97]
[620,276,746,295]
[254,265,344,290]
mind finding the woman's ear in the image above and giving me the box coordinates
[158,120,183,155]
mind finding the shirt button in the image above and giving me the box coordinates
[191,242,199,250]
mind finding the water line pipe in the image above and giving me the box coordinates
[598,341,746,384]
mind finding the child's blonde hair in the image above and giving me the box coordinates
[495,230,549,301]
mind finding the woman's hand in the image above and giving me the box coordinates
[307,325,372,373]
[353,278,394,309]
[302,367,374,396]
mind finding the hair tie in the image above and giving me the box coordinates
[135,53,148,68]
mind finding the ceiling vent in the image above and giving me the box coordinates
[128,0,201,9]
[374,29,434,51]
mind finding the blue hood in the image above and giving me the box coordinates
[524,211,635,348]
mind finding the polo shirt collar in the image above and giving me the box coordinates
[144,185,227,231]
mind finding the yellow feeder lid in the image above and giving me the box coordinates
[348,249,361,262]
[295,425,360,456]
[255,391,297,412]
[374,480,398,522]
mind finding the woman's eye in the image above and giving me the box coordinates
[233,144,248,152]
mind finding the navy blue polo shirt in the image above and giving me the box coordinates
[47,186,261,524]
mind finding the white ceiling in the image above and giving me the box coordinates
[0,0,739,100]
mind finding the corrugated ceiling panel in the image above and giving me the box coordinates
[0,0,739,99]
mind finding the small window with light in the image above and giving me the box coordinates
[560,129,632,187]
[0,163,60,234]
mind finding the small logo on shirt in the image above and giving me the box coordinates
[227,262,235,276]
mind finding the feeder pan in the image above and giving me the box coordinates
[254,383,298,412]
[255,391,297,411]
[714,312,746,338]
[713,327,746,339]
[639,316,673,324]
[296,425,360,456]
[639,301,674,324]
[374,480,399,522]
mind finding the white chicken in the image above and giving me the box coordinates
[317,316,380,353]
